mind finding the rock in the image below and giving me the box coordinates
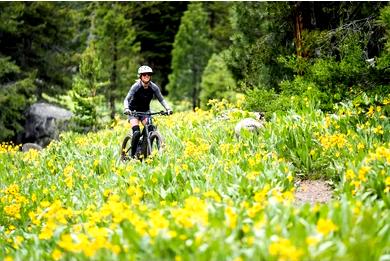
[20,103,72,147]
[21,143,43,152]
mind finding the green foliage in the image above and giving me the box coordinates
[93,2,140,119]
[202,2,234,53]
[167,3,212,109]
[0,2,81,97]
[225,2,294,90]
[71,44,104,132]
[126,2,188,91]
[244,88,292,118]
[233,2,389,115]
[377,5,390,72]
[272,18,389,113]
[0,56,36,141]
[199,53,237,109]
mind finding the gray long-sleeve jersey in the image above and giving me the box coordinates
[123,80,170,112]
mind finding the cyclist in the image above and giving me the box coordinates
[123,65,172,158]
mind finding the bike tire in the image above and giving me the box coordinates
[148,131,164,156]
[120,134,132,161]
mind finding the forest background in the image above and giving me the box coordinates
[1,1,389,142]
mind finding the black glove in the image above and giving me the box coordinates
[124,108,131,115]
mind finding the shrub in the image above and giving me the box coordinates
[200,53,237,109]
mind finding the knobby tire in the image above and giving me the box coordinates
[121,135,132,161]
[148,131,164,156]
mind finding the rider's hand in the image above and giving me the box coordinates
[124,108,131,115]
[167,109,173,115]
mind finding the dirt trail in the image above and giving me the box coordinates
[294,180,333,205]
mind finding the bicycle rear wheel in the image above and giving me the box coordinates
[120,135,132,161]
[148,131,164,156]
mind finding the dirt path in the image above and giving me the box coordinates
[294,180,333,205]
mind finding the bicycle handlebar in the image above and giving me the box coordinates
[124,110,170,116]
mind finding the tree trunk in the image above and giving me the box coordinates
[192,65,201,111]
[293,1,304,58]
[109,35,118,120]
[192,83,197,111]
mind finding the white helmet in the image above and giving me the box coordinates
[138,65,153,77]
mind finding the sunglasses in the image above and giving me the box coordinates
[141,73,151,77]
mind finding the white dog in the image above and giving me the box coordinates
[234,112,264,138]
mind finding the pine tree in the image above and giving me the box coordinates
[0,56,36,141]
[199,52,236,109]
[93,2,140,120]
[167,3,212,110]
[226,2,293,91]
[71,44,103,132]
[0,2,80,98]
[0,3,36,142]
[126,2,188,93]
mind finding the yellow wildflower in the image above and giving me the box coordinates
[373,125,384,134]
[268,237,303,261]
[306,236,320,246]
[316,218,338,236]
[358,166,371,182]
[357,143,365,150]
[366,106,375,117]
[52,249,63,261]
[225,206,237,229]
[4,203,21,219]
[346,169,355,180]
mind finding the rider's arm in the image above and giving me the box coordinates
[124,81,141,109]
[151,83,171,111]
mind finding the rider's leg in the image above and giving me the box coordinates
[130,118,141,157]
[141,117,150,134]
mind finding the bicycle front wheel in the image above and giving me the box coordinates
[120,135,132,161]
[148,131,164,156]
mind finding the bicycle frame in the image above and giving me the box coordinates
[141,116,154,156]
[127,111,167,158]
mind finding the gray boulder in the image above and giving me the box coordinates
[21,103,72,147]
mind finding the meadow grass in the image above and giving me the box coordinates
[0,99,389,261]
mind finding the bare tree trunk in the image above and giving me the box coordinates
[109,35,118,120]
[293,1,304,58]
[192,66,200,111]
[192,80,197,111]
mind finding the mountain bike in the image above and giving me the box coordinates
[121,111,169,161]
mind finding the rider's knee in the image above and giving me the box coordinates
[132,126,141,142]
[132,125,140,134]
[133,131,140,139]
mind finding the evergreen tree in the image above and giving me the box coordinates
[71,44,103,132]
[0,2,80,98]
[225,2,293,91]
[167,3,212,110]
[93,2,140,120]
[377,5,390,73]
[0,3,37,142]
[126,2,188,93]
[202,2,234,53]
[277,2,389,111]
[199,52,236,109]
[0,56,36,141]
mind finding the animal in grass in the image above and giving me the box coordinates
[234,112,265,138]
[21,143,43,152]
